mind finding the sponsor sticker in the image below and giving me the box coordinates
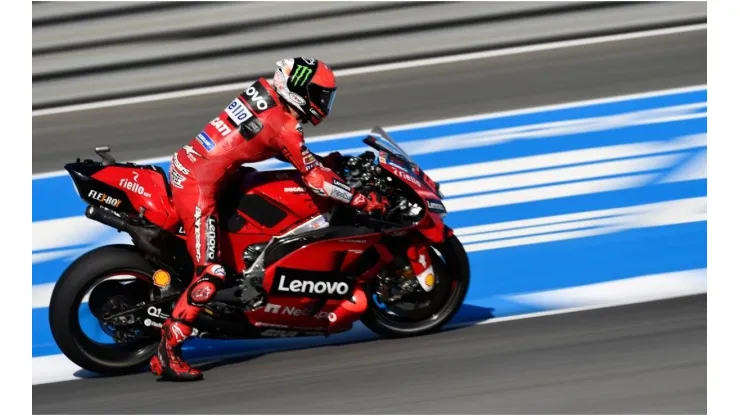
[205,216,218,262]
[191,280,216,303]
[391,167,422,187]
[207,264,226,277]
[172,153,190,175]
[261,329,299,337]
[330,186,353,203]
[119,176,151,198]
[289,92,306,106]
[332,179,351,192]
[291,64,314,87]
[196,131,216,151]
[209,117,232,136]
[225,98,253,125]
[183,145,202,162]
[416,266,436,292]
[284,186,306,193]
[271,268,353,300]
[152,270,171,288]
[243,82,276,113]
[147,306,169,319]
[426,199,446,213]
[170,170,186,189]
[301,146,317,170]
[194,207,202,262]
[87,190,122,208]
[263,303,337,321]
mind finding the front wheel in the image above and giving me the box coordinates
[48,244,162,375]
[361,234,470,338]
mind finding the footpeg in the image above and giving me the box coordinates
[240,281,266,309]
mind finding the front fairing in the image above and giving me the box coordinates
[362,127,445,202]
[361,127,448,243]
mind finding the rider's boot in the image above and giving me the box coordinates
[149,319,203,381]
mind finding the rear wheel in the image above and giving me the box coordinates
[49,245,163,375]
[361,234,470,338]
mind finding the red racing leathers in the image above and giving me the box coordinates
[150,78,386,380]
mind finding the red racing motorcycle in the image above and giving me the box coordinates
[49,127,470,375]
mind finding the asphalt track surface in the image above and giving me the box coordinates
[32,30,707,414]
[32,29,706,173]
[32,296,706,414]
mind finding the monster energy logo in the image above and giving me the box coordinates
[291,65,313,87]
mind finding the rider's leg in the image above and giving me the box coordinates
[150,177,224,381]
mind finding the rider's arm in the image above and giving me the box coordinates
[274,122,356,205]
[274,147,337,169]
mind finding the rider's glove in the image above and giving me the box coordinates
[350,191,390,215]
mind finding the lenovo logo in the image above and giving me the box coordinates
[271,268,352,299]
[277,275,349,295]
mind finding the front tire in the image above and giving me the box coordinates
[49,244,160,375]
[361,234,470,338]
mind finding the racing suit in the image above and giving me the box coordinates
[150,78,388,381]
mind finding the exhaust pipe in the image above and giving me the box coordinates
[85,204,131,231]
[85,205,162,256]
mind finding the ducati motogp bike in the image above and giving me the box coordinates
[48,127,470,375]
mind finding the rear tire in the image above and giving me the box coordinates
[361,234,470,338]
[49,244,160,375]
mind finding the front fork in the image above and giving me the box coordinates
[403,244,436,292]
[368,237,437,302]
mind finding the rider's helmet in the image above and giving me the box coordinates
[273,57,337,126]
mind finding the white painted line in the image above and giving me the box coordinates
[463,197,706,251]
[32,283,56,310]
[445,174,656,212]
[440,154,679,198]
[659,148,707,184]
[455,197,706,237]
[31,89,707,181]
[427,133,707,183]
[32,249,86,265]
[506,269,707,309]
[397,105,705,158]
[458,217,615,244]
[33,216,111,252]
[33,354,89,385]
[455,206,628,237]
[32,23,707,118]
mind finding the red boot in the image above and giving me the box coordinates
[149,319,203,381]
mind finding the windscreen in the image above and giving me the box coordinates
[362,127,416,166]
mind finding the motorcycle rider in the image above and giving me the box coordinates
[150,57,392,381]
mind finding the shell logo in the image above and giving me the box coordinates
[152,270,171,288]
[424,273,435,288]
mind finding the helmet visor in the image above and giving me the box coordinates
[308,83,337,116]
